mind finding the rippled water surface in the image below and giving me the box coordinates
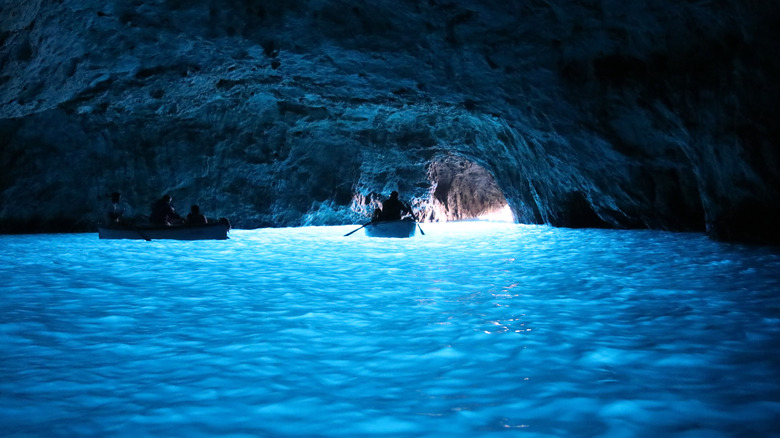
[1,223,779,437]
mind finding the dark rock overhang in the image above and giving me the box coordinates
[1,1,778,244]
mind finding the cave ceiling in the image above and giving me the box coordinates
[1,0,778,244]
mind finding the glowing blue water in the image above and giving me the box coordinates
[1,223,779,437]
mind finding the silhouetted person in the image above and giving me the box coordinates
[106,192,134,224]
[380,191,411,221]
[186,204,208,225]
[150,194,183,226]
[106,192,124,224]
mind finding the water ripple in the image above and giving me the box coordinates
[1,223,779,437]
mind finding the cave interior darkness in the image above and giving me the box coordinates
[0,0,778,245]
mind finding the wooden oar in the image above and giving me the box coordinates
[128,216,153,241]
[409,211,425,236]
[130,225,152,241]
[115,222,151,241]
[344,220,375,237]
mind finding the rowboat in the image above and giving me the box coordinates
[364,219,417,238]
[98,220,230,240]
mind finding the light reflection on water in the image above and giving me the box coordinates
[1,222,779,437]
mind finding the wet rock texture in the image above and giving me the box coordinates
[1,0,778,243]
[426,156,507,222]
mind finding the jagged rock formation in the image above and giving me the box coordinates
[1,0,778,244]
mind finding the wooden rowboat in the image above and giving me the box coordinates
[364,219,417,238]
[98,220,230,240]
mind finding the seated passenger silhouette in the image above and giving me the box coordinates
[106,192,126,224]
[150,194,183,226]
[379,191,411,221]
[186,204,208,225]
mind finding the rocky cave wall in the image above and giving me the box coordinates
[1,0,778,244]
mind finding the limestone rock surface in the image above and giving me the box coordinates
[1,0,778,244]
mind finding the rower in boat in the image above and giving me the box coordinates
[150,194,184,226]
[363,191,419,238]
[106,192,136,226]
[378,191,411,221]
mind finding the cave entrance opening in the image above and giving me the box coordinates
[424,155,513,222]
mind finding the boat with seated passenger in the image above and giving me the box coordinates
[98,219,230,240]
[364,219,417,238]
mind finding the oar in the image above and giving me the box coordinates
[128,224,151,241]
[115,222,151,241]
[124,215,152,241]
[410,210,425,236]
[344,220,375,237]
[135,228,152,241]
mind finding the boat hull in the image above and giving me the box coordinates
[98,221,230,240]
[364,220,417,238]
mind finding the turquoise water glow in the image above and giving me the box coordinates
[1,223,779,437]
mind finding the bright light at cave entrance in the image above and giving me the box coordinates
[476,204,514,222]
